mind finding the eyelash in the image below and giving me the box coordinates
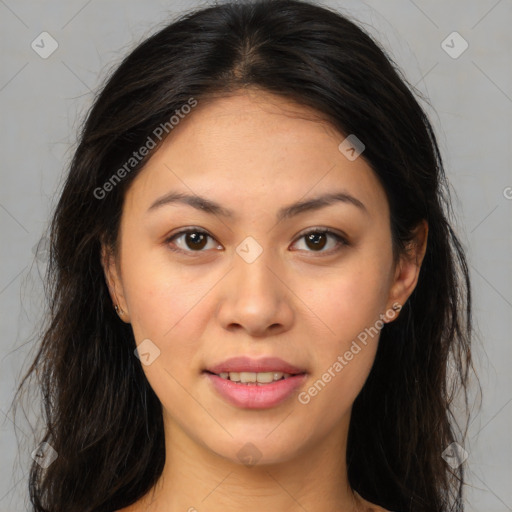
[165,227,349,256]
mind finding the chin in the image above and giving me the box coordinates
[198,428,311,469]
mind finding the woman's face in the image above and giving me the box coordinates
[104,89,422,466]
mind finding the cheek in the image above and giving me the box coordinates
[121,236,183,317]
[295,253,391,413]
[121,251,213,419]
[120,246,212,364]
[296,274,383,427]
[303,258,391,349]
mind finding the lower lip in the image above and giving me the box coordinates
[205,373,307,409]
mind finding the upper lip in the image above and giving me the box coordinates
[205,356,307,375]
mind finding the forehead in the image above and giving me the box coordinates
[123,90,389,222]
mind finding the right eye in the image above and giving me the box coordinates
[165,228,223,255]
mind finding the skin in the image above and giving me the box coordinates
[103,88,428,512]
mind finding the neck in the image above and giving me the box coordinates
[142,411,362,512]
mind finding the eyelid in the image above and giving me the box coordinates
[165,227,220,256]
[165,226,349,255]
[291,227,349,254]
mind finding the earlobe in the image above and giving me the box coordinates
[385,220,428,321]
[100,244,131,323]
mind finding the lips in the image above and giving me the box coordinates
[203,356,307,409]
[205,356,306,375]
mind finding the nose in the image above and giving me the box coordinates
[215,251,295,338]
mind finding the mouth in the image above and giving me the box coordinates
[204,355,307,376]
[203,356,308,409]
[203,370,302,385]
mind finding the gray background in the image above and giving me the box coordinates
[1,0,511,510]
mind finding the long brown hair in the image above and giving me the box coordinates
[13,1,475,510]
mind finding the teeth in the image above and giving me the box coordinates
[257,372,280,383]
[217,371,292,384]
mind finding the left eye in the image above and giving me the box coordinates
[166,228,347,255]
[292,228,347,253]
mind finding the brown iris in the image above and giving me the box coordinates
[185,232,208,250]
[304,232,328,251]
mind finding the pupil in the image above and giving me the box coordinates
[306,232,326,250]
[187,232,207,250]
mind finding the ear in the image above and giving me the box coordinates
[384,219,428,322]
[100,243,131,323]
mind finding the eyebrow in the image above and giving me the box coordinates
[147,190,368,222]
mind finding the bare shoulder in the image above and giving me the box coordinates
[356,492,392,512]
[364,503,392,512]
[114,504,391,512]
[114,494,391,512]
